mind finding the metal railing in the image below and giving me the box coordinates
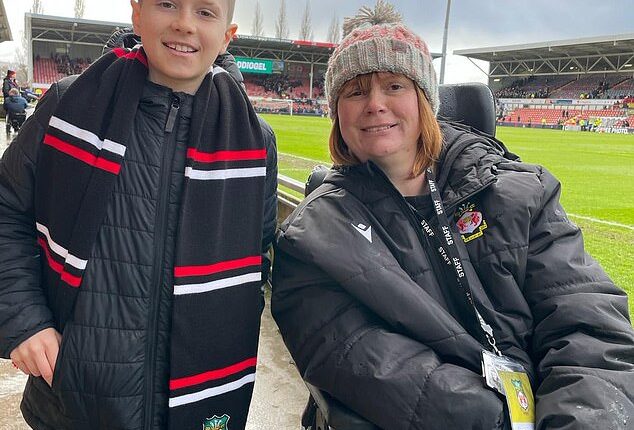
[276,174,305,222]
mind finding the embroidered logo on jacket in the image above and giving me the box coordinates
[456,202,487,243]
[351,222,373,243]
[203,414,230,430]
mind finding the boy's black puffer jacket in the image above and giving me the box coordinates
[0,68,277,429]
[272,122,634,430]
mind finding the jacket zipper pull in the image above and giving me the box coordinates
[164,95,181,133]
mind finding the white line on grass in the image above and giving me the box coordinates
[279,152,325,163]
[280,153,634,231]
[568,214,634,231]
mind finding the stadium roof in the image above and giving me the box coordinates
[455,34,634,77]
[230,35,441,65]
[27,13,129,47]
[230,35,337,65]
[0,0,12,42]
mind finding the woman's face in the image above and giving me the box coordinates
[337,72,421,169]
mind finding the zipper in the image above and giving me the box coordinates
[144,94,180,430]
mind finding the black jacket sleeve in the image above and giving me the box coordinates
[259,116,277,284]
[0,83,61,358]
[525,168,634,429]
[2,78,11,98]
[273,232,506,430]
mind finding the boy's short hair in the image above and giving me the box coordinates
[8,88,19,96]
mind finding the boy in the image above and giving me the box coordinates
[0,0,277,429]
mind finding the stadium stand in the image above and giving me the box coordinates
[550,74,630,99]
[495,75,574,99]
[33,55,92,84]
[605,78,634,99]
[506,107,627,125]
[494,73,633,100]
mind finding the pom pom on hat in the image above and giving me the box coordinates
[325,3,439,118]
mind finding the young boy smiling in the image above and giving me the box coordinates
[0,0,277,429]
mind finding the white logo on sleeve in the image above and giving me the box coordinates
[351,223,372,243]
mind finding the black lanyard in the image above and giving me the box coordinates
[420,167,501,355]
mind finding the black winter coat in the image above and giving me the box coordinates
[2,76,18,99]
[272,122,634,430]
[0,75,277,428]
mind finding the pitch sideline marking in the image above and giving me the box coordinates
[568,214,634,231]
[279,152,324,163]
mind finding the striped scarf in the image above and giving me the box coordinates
[34,47,266,429]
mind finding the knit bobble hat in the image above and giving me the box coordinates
[325,23,439,118]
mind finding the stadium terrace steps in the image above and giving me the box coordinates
[507,107,628,125]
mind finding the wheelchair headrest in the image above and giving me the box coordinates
[438,82,496,137]
[305,165,330,197]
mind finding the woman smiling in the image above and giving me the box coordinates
[272,11,634,430]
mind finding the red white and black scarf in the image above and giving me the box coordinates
[34,47,266,429]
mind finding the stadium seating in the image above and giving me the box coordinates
[605,78,634,99]
[33,56,92,85]
[496,73,633,101]
[550,74,627,99]
[507,107,627,125]
[33,58,65,85]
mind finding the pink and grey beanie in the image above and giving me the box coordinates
[325,23,439,118]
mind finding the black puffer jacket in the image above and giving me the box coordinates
[272,122,634,430]
[0,72,277,428]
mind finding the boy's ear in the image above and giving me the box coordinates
[221,24,238,54]
[130,0,142,34]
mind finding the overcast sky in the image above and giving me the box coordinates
[1,0,633,83]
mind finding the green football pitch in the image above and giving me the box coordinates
[262,114,634,319]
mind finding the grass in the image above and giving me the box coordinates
[262,114,634,319]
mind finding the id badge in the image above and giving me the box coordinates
[482,350,535,430]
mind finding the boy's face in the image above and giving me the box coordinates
[131,0,237,94]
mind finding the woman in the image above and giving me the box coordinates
[271,15,634,430]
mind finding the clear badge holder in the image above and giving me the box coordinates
[482,350,535,430]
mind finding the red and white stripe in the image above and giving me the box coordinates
[36,222,87,270]
[170,357,257,390]
[186,148,266,163]
[184,166,266,181]
[44,116,126,174]
[169,357,257,408]
[169,373,255,408]
[174,256,261,296]
[49,116,126,157]
[112,47,148,67]
[169,357,258,408]
[174,272,261,296]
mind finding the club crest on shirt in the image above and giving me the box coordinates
[455,202,487,243]
[203,414,230,430]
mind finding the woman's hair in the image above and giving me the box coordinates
[329,73,443,177]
